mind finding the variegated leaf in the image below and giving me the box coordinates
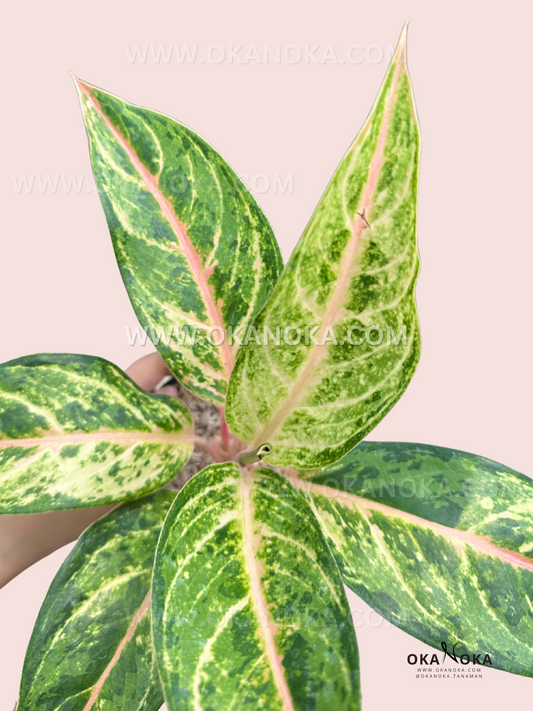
[152,463,361,710]
[75,77,283,404]
[226,26,420,468]
[18,491,175,711]
[293,442,533,676]
[0,354,193,513]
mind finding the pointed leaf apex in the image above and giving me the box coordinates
[395,22,410,66]
[70,74,92,95]
[70,74,92,109]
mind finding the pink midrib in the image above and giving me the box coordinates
[252,58,403,448]
[83,592,151,711]
[242,471,295,711]
[0,430,195,450]
[298,479,533,574]
[78,81,234,381]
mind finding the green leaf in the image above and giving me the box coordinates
[293,441,533,677]
[152,463,361,710]
[0,354,193,513]
[226,26,420,468]
[74,77,283,405]
[18,490,175,711]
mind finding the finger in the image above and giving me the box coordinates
[126,352,172,392]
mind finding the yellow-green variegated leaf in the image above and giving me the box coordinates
[18,491,175,711]
[75,78,283,405]
[152,463,361,711]
[293,442,533,677]
[0,354,193,513]
[227,26,420,468]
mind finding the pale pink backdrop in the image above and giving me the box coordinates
[1,0,531,708]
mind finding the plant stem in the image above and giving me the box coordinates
[220,407,231,450]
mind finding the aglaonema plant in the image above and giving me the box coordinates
[2,25,532,711]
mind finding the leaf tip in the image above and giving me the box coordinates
[70,74,94,102]
[69,72,81,89]
[395,22,410,66]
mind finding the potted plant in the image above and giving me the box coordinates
[2,26,531,710]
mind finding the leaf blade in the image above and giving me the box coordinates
[227,26,421,467]
[296,441,533,677]
[152,463,361,710]
[75,79,283,404]
[18,491,175,711]
[0,354,193,513]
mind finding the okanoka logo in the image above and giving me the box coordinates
[407,639,493,667]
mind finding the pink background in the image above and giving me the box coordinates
[1,0,531,708]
